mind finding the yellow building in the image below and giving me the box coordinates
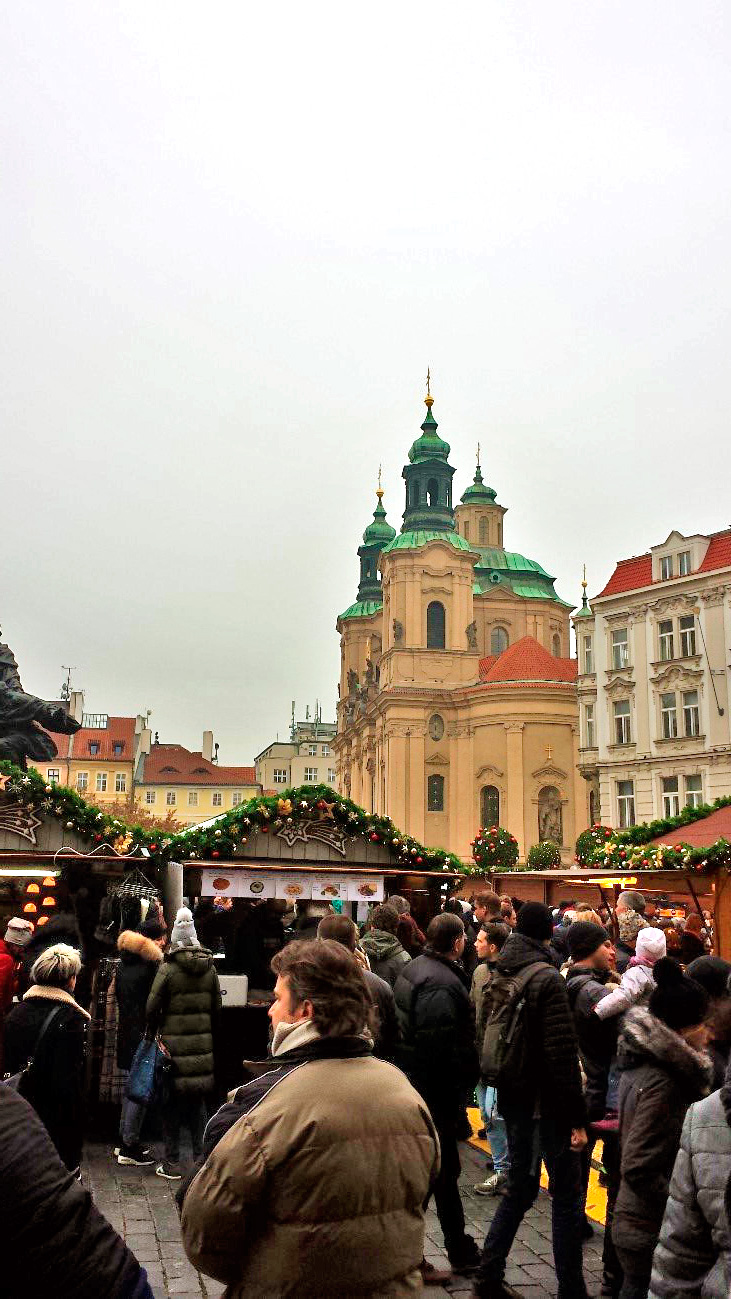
[333,388,587,863]
[33,705,151,804]
[135,731,261,827]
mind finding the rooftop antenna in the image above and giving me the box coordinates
[60,665,75,702]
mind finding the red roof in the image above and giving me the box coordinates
[478,636,577,688]
[597,528,731,598]
[44,716,137,761]
[647,805,731,849]
[142,744,257,787]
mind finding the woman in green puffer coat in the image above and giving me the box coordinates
[146,907,221,1181]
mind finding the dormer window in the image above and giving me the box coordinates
[113,742,124,757]
[660,555,673,580]
[89,742,100,756]
[678,550,691,576]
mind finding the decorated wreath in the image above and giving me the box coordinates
[575,824,614,865]
[468,825,520,874]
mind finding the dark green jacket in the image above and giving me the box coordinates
[146,945,221,1094]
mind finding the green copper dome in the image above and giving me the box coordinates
[362,493,396,546]
[381,529,475,556]
[460,462,497,504]
[472,547,571,606]
[338,599,383,621]
[407,404,451,464]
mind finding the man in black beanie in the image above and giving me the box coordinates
[473,902,589,1299]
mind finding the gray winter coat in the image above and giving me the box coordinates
[649,1088,731,1298]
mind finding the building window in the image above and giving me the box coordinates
[89,742,100,756]
[308,744,318,756]
[584,703,595,748]
[658,620,674,661]
[96,772,107,792]
[479,516,488,544]
[617,779,636,828]
[327,768,337,783]
[613,699,631,745]
[113,742,124,757]
[321,745,330,756]
[427,773,445,812]
[464,521,470,541]
[679,615,696,657]
[480,784,500,828]
[212,791,222,807]
[76,771,88,791]
[660,692,678,739]
[685,774,703,807]
[660,555,673,580]
[47,768,60,783]
[115,772,127,793]
[662,776,680,817]
[678,550,691,576]
[426,601,446,650]
[273,768,288,784]
[232,792,243,806]
[145,790,156,804]
[611,628,629,669]
[427,477,439,507]
[188,791,198,806]
[552,633,561,657]
[304,767,318,783]
[491,627,509,655]
[166,791,176,806]
[538,785,563,844]
[683,690,700,737]
[583,635,594,674]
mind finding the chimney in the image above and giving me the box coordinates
[202,730,214,763]
[68,690,84,724]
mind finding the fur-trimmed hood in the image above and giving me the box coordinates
[618,1005,713,1096]
[117,929,163,965]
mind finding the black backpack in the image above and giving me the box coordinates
[480,961,546,1089]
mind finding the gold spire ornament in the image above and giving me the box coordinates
[476,442,481,468]
[376,464,384,502]
[425,367,434,408]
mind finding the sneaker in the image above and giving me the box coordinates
[118,1143,155,1167]
[420,1259,453,1285]
[474,1172,509,1196]
[449,1236,481,1275]
[113,1145,151,1158]
[155,1161,182,1180]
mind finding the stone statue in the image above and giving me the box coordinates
[538,787,563,845]
[393,619,404,646]
[364,658,375,687]
[0,631,80,768]
[347,668,359,696]
[466,621,478,650]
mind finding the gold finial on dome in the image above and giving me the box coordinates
[376,463,384,501]
[425,367,434,408]
[476,441,481,468]
[582,562,587,592]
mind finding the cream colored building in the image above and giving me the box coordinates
[255,713,337,793]
[574,528,731,828]
[333,390,588,863]
[135,731,260,826]
[33,701,151,805]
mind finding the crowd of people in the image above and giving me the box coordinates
[0,883,729,1298]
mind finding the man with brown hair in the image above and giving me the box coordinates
[180,939,439,1298]
[317,912,399,1059]
[473,892,502,926]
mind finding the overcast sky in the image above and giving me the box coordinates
[2,2,730,765]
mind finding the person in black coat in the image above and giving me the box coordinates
[4,941,90,1172]
[115,920,166,1164]
[473,902,589,1299]
[0,1084,153,1299]
[394,912,480,1278]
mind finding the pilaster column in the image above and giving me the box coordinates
[505,723,525,859]
[408,727,426,843]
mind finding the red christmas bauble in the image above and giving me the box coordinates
[212,850,220,859]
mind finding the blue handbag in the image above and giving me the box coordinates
[125,1035,170,1105]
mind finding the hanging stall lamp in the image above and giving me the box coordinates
[23,902,37,914]
[25,882,40,895]
[36,915,48,926]
[41,895,56,908]
[42,877,56,888]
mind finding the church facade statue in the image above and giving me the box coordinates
[0,632,80,768]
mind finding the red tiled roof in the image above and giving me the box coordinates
[479,636,577,687]
[478,655,498,679]
[596,528,731,598]
[142,744,257,787]
[44,716,137,761]
[647,805,731,848]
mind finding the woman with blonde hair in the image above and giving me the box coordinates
[4,942,90,1171]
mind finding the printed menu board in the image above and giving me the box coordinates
[200,869,384,903]
[345,876,384,902]
[201,869,275,899]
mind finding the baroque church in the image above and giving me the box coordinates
[333,386,589,863]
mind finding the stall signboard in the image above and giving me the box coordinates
[201,869,383,904]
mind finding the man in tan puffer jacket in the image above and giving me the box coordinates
[180,939,440,1298]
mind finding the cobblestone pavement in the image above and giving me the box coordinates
[82,1137,604,1298]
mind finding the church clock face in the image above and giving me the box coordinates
[428,713,444,741]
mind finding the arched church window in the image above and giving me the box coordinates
[426,601,445,649]
[413,481,420,506]
[479,516,488,544]
[480,784,500,828]
[538,785,563,845]
[491,627,509,655]
[464,521,470,541]
[552,633,561,657]
[427,774,444,812]
[427,478,439,506]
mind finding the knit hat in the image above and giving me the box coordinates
[4,917,34,949]
[686,956,731,1000]
[170,907,199,947]
[618,910,647,946]
[566,921,609,961]
[635,927,667,964]
[516,902,553,942]
[649,957,709,1031]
